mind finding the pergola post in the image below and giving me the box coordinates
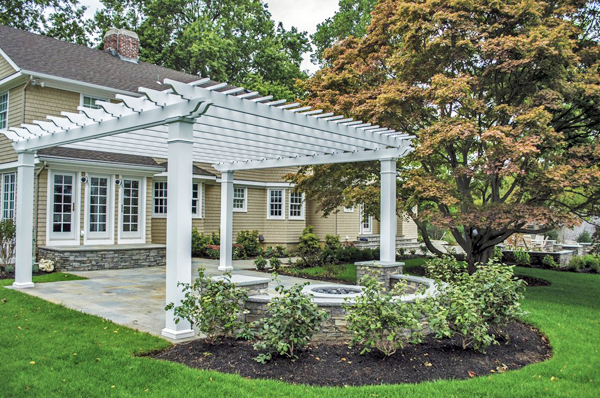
[380,158,397,262]
[219,170,234,271]
[13,151,35,289]
[162,120,194,340]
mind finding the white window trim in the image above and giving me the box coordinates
[0,171,16,220]
[192,181,202,219]
[233,186,247,213]
[289,191,305,220]
[267,188,286,220]
[46,170,81,246]
[152,180,168,218]
[0,91,8,131]
[117,176,147,244]
[343,206,354,213]
[83,173,115,245]
[80,94,108,109]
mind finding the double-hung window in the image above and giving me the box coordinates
[268,189,285,219]
[0,92,8,130]
[153,181,202,217]
[233,187,247,212]
[289,191,304,220]
[1,172,16,220]
[82,95,105,109]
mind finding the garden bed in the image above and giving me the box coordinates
[152,321,551,387]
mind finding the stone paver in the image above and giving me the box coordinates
[16,258,330,342]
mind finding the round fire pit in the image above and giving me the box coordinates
[302,284,364,298]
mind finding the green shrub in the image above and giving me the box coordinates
[166,269,248,343]
[443,234,458,246]
[409,248,417,256]
[425,258,526,352]
[235,230,262,257]
[513,248,531,265]
[576,230,593,244]
[493,246,504,261]
[253,283,329,362]
[544,229,559,240]
[191,230,221,257]
[269,257,282,271]
[343,274,425,356]
[297,226,321,267]
[205,244,220,259]
[567,256,584,271]
[397,247,406,257]
[254,256,267,271]
[542,254,559,269]
[581,254,600,272]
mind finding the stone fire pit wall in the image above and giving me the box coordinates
[355,261,404,290]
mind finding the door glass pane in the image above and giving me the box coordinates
[122,179,140,235]
[89,177,108,233]
[52,174,74,233]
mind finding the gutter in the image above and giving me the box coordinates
[36,155,165,173]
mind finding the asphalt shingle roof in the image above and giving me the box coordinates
[38,147,163,168]
[0,25,200,93]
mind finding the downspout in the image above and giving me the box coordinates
[21,75,32,125]
[33,161,47,258]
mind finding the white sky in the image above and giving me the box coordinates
[79,0,340,74]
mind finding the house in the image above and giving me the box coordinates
[0,25,417,271]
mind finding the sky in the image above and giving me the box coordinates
[78,0,341,74]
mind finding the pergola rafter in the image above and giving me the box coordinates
[3,78,413,341]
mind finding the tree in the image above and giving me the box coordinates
[0,0,92,45]
[94,0,310,101]
[311,0,378,66]
[289,0,600,272]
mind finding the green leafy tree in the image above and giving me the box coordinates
[94,0,310,101]
[0,0,92,45]
[289,0,600,273]
[311,0,378,65]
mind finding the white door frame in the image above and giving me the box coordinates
[46,170,81,246]
[83,173,114,245]
[118,176,146,244]
[360,206,373,235]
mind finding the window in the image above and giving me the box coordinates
[153,181,168,215]
[233,187,247,212]
[289,191,304,220]
[153,181,202,217]
[192,182,202,218]
[343,206,354,213]
[268,189,285,219]
[0,92,8,130]
[1,172,16,220]
[82,95,104,109]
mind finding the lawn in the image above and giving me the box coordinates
[1,268,599,397]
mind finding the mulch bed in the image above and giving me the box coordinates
[151,321,551,387]
[0,270,50,280]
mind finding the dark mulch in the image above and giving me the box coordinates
[151,321,551,387]
[0,270,49,280]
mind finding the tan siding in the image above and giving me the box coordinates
[0,85,25,164]
[399,213,418,239]
[306,199,335,239]
[0,55,16,79]
[24,86,80,124]
[151,218,167,244]
[35,167,48,247]
[336,208,361,240]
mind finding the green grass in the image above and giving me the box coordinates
[0,272,87,287]
[1,267,599,397]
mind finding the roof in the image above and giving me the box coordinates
[0,25,199,93]
[38,147,163,168]
[159,162,216,177]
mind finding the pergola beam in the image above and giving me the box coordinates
[213,146,413,172]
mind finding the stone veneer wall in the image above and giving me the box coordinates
[244,298,351,341]
[38,246,166,271]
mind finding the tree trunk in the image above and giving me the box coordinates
[466,246,494,274]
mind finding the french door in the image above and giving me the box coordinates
[85,175,112,242]
[49,171,78,243]
[119,177,143,241]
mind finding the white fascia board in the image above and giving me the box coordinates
[37,156,165,175]
[0,49,20,71]
[152,172,217,181]
[19,69,139,99]
[213,146,413,172]
[0,71,27,90]
[0,161,19,171]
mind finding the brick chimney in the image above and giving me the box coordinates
[103,28,140,63]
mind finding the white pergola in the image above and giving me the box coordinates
[4,78,413,339]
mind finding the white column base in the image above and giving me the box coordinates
[12,282,35,289]
[218,264,233,272]
[161,328,195,340]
